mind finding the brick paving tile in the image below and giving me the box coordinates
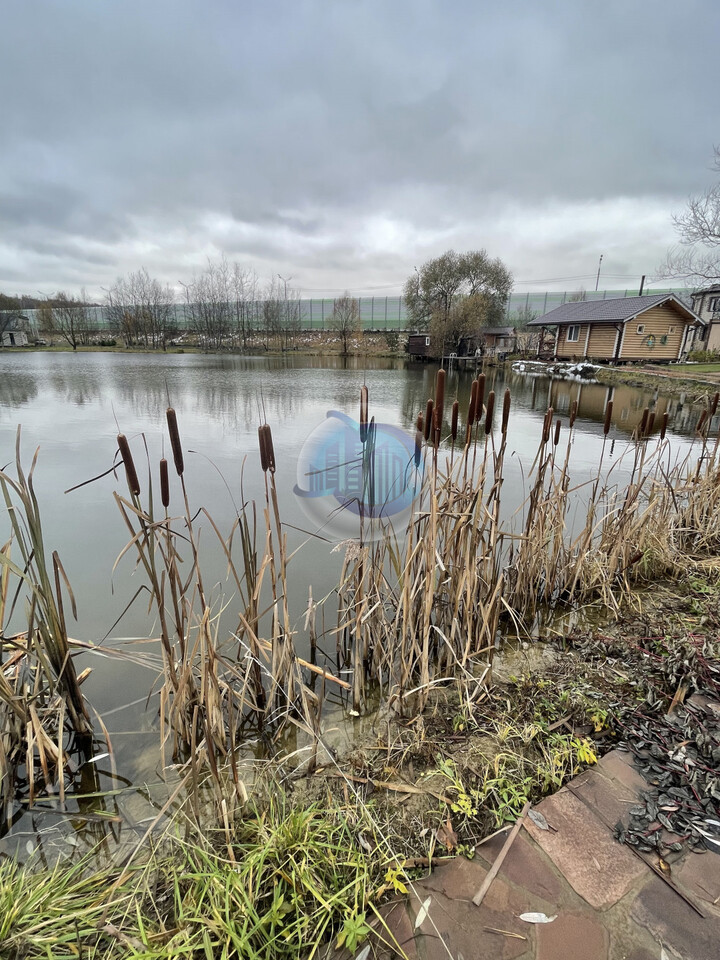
[474,830,564,905]
[674,852,720,916]
[631,875,720,960]
[569,765,644,831]
[406,886,533,960]
[535,911,607,960]
[525,788,645,909]
[593,750,647,797]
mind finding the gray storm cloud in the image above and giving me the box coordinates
[1,0,718,297]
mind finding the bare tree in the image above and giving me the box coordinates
[329,292,361,354]
[659,146,720,285]
[231,263,257,347]
[568,287,588,302]
[105,269,175,348]
[49,291,92,350]
[184,257,233,349]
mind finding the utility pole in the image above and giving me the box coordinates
[595,254,604,292]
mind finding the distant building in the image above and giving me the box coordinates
[406,333,434,358]
[527,294,703,363]
[690,284,720,352]
[0,314,29,347]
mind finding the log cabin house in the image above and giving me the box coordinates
[528,294,704,363]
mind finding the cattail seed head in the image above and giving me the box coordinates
[660,411,669,440]
[603,401,613,436]
[501,388,511,435]
[484,390,495,435]
[696,409,708,434]
[424,399,434,442]
[569,400,578,428]
[117,434,140,497]
[639,407,649,438]
[554,418,561,446]
[360,386,369,443]
[160,458,170,508]
[476,374,486,415]
[416,412,424,434]
[468,378,478,427]
[711,392,719,417]
[166,407,184,476]
[258,423,276,473]
[451,400,459,442]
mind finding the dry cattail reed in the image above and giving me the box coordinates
[258,424,276,473]
[501,388,511,435]
[660,411,669,440]
[451,400,459,442]
[414,429,423,469]
[638,407,649,439]
[647,411,656,435]
[360,386,369,443]
[467,380,478,427]
[554,418,561,446]
[711,392,719,418]
[160,458,170,508]
[166,408,184,476]
[484,390,495,435]
[416,412,424,434]
[603,401,613,435]
[434,369,446,426]
[569,399,578,428]
[424,399,434,442]
[542,407,553,444]
[117,434,140,497]
[696,409,708,434]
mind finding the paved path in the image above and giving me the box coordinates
[378,743,720,959]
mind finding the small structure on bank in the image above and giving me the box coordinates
[407,326,517,361]
[528,293,704,363]
[0,315,29,347]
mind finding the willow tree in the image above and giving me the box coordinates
[404,249,512,333]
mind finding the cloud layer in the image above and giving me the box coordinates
[2,0,718,297]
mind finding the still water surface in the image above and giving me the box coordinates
[0,352,711,856]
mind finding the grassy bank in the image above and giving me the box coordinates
[596,361,720,398]
[2,571,718,959]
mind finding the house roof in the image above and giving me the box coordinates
[481,326,515,336]
[692,284,720,296]
[527,293,703,327]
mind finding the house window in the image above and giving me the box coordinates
[668,326,676,334]
[566,325,580,342]
[637,324,645,335]
[425,337,430,347]
[709,297,720,312]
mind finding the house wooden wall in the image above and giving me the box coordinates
[553,303,690,362]
[618,304,685,361]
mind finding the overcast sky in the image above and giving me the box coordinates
[1,0,718,299]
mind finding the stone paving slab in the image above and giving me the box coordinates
[524,787,646,910]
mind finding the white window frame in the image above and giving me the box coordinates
[566,325,580,342]
[709,297,720,312]
[424,337,430,347]
[637,324,645,335]
[668,325,676,334]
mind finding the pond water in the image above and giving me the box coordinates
[0,351,714,858]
